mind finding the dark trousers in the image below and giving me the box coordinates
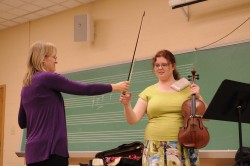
[27,154,68,166]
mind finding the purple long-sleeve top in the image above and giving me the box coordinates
[18,72,112,164]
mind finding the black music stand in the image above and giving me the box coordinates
[203,79,250,166]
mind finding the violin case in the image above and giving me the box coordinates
[89,141,144,166]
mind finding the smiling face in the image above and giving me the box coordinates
[43,53,58,72]
[152,50,179,81]
[153,56,175,81]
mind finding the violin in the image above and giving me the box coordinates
[178,69,210,149]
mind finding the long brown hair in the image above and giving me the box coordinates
[22,41,57,87]
[152,49,180,80]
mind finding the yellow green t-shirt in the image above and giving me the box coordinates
[139,84,190,141]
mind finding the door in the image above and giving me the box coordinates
[0,85,6,166]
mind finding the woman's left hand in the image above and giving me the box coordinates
[190,83,208,110]
[190,83,202,99]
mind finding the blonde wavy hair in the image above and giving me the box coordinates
[23,41,57,87]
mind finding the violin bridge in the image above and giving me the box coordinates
[194,115,203,118]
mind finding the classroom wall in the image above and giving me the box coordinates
[0,0,249,165]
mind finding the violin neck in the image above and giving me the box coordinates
[191,94,196,116]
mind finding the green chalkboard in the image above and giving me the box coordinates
[20,41,250,153]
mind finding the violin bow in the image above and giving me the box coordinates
[127,11,145,82]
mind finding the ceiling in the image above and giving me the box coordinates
[0,0,97,31]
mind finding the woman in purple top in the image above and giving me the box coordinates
[18,41,130,166]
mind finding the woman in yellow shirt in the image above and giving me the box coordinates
[120,49,206,166]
